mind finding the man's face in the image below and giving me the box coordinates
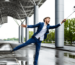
[45,18,50,24]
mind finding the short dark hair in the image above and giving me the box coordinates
[43,17,50,22]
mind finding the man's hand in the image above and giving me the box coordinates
[21,24,27,27]
[61,19,66,24]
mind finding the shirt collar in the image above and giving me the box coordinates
[44,22,47,26]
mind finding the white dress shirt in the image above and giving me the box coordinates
[35,22,47,41]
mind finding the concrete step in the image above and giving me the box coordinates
[0,50,14,54]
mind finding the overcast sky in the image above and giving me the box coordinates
[0,0,75,39]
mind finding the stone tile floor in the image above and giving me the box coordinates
[29,47,75,65]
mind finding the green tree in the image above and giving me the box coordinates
[64,18,75,45]
[29,31,33,39]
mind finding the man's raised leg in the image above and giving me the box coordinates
[12,38,36,51]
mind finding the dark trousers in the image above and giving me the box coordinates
[12,36,42,65]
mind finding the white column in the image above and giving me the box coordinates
[33,5,39,65]
[25,17,29,65]
[21,22,24,43]
[55,0,64,48]
[19,25,21,43]
[25,17,29,41]
[34,5,39,32]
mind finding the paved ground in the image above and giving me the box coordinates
[0,41,75,65]
[29,46,75,65]
[41,43,75,52]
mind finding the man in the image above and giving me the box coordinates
[11,17,66,65]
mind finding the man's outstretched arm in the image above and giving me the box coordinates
[49,19,66,29]
[21,22,40,28]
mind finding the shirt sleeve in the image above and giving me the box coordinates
[26,22,40,28]
[49,24,60,29]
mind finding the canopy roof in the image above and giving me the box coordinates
[0,0,46,19]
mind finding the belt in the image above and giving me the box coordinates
[32,36,41,41]
[38,37,42,42]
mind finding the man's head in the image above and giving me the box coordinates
[43,17,50,24]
